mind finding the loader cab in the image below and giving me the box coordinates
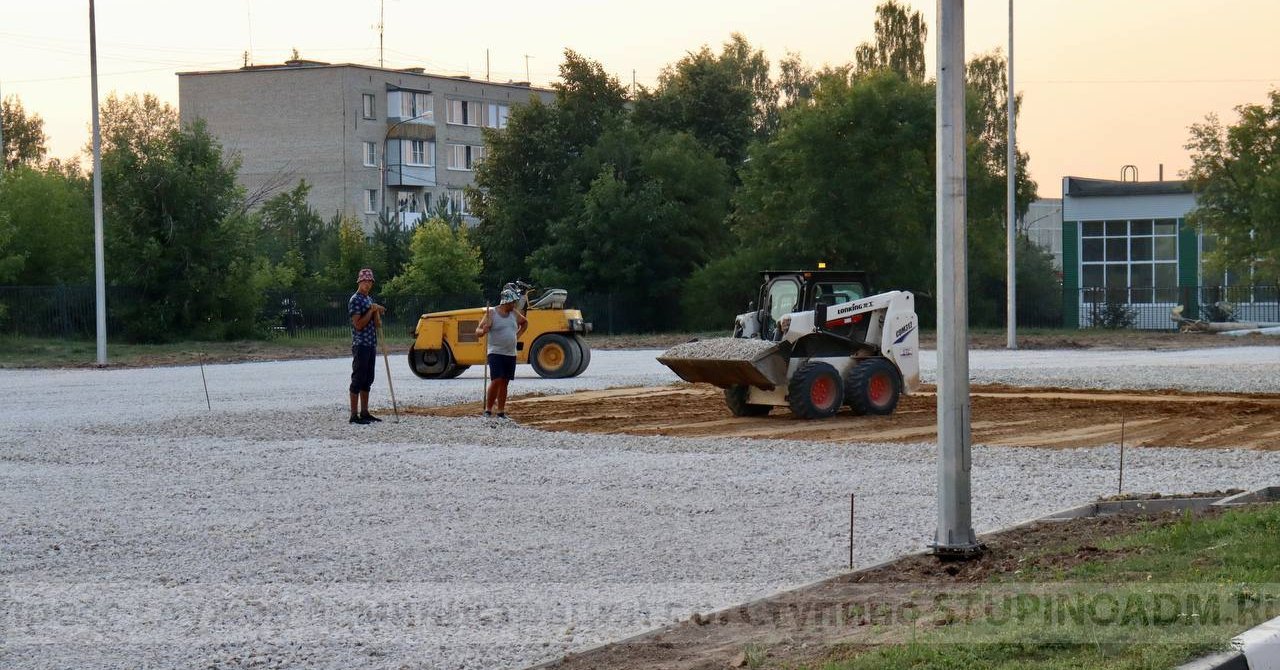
[756,270,871,340]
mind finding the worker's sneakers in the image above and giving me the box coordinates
[496,412,509,420]
[349,414,370,425]
[482,410,493,418]
[360,412,383,423]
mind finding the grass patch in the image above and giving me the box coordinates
[816,505,1280,670]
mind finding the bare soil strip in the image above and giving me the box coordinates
[410,383,1280,449]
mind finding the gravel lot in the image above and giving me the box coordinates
[3,347,1279,669]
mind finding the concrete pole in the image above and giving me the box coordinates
[90,0,107,365]
[933,0,981,557]
[1006,0,1018,350]
[1,79,6,175]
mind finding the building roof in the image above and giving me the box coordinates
[176,60,553,93]
[1064,176,1192,198]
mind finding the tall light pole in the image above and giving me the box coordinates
[933,0,981,558]
[1006,0,1018,350]
[90,0,107,366]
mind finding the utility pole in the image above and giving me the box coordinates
[1,79,5,175]
[486,49,490,81]
[90,0,107,365]
[933,0,981,558]
[1006,0,1017,350]
[524,54,532,82]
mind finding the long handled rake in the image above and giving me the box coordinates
[481,302,489,411]
[375,317,400,423]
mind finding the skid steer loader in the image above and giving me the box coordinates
[658,270,919,419]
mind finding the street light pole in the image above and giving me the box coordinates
[1006,0,1018,350]
[90,0,107,366]
[933,0,981,558]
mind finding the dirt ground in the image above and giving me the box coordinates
[540,504,1238,670]
[413,383,1280,450]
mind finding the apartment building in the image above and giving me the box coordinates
[178,59,555,230]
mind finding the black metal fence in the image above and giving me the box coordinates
[1072,285,1280,330]
[3,285,1275,340]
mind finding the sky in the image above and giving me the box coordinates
[2,0,1278,198]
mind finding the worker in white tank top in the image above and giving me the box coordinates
[476,287,528,418]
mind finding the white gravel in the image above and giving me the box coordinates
[3,346,1279,669]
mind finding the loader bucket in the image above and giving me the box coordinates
[656,339,789,390]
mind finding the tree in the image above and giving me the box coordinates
[325,216,371,292]
[1186,89,1280,283]
[531,125,730,328]
[384,218,482,301]
[2,95,49,170]
[98,92,178,159]
[102,109,260,340]
[633,40,757,168]
[473,50,627,286]
[854,1,928,82]
[0,202,24,283]
[778,51,818,108]
[0,164,93,284]
[718,34,780,137]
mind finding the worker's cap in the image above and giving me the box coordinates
[356,268,375,284]
[499,288,520,305]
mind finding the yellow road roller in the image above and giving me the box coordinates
[408,283,592,379]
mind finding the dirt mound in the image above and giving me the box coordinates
[411,384,1280,449]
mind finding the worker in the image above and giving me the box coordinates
[347,268,385,424]
[475,287,528,419]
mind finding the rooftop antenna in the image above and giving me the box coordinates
[245,0,254,66]
[486,48,490,81]
[524,54,533,83]
[1121,164,1138,182]
[379,0,384,68]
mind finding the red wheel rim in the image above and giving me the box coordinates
[869,372,891,407]
[811,376,835,409]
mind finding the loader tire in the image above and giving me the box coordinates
[567,334,591,377]
[408,344,453,379]
[725,385,771,417]
[530,333,581,379]
[846,357,902,416]
[788,361,844,419]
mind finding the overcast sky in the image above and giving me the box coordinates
[3,0,1277,197]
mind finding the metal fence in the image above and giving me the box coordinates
[3,285,1276,340]
[1073,285,1280,330]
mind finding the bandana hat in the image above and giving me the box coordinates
[499,288,520,305]
[356,268,375,284]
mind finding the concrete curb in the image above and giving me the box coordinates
[528,485,1278,670]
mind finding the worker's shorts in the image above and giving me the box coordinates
[350,345,377,393]
[487,353,516,381]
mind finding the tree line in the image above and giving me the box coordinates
[2,1,1275,340]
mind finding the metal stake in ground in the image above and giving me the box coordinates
[1118,415,1126,496]
[481,302,489,409]
[199,352,211,411]
[849,493,855,570]
[376,319,400,422]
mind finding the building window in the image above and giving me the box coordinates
[1080,218,1178,303]
[447,144,484,171]
[486,103,509,129]
[391,91,433,122]
[403,139,433,166]
[362,94,376,119]
[447,99,481,126]
[364,189,378,214]
[447,189,470,215]
[362,142,377,167]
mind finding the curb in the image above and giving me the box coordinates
[528,485,1278,670]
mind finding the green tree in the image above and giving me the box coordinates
[531,125,730,328]
[324,216,370,291]
[0,164,93,284]
[1,95,48,169]
[633,40,757,168]
[384,218,482,300]
[369,213,413,285]
[778,51,818,108]
[854,1,928,82]
[473,50,627,286]
[0,202,24,282]
[1186,89,1280,283]
[102,99,260,340]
